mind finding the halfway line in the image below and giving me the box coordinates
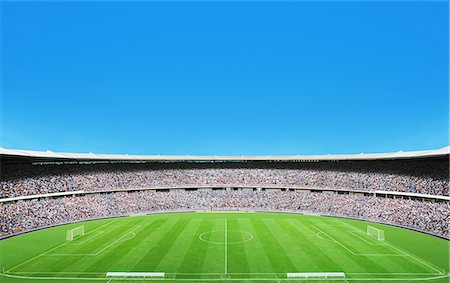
[224,218,228,274]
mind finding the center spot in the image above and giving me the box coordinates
[199,230,254,244]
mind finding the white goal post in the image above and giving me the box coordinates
[66,225,85,240]
[367,225,385,241]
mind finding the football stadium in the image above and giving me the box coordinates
[2,1,449,283]
[0,147,449,283]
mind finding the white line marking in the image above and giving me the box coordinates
[312,225,405,257]
[92,225,141,255]
[88,225,140,255]
[356,254,408,257]
[311,225,357,255]
[7,220,117,272]
[69,231,105,245]
[1,272,449,281]
[114,232,136,244]
[316,232,327,240]
[8,271,443,276]
[7,242,68,272]
[347,231,375,245]
[337,220,443,274]
[382,241,443,274]
[224,218,228,274]
[41,254,94,256]
[198,230,253,245]
[45,225,141,257]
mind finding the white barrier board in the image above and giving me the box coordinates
[106,272,165,277]
[287,272,345,278]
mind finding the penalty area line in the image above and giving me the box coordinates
[381,241,443,274]
[337,220,443,274]
[311,225,357,255]
[69,231,105,246]
[47,225,142,257]
[90,225,142,256]
[347,231,377,245]
[8,220,117,272]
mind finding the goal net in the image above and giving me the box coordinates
[367,226,384,241]
[66,225,85,240]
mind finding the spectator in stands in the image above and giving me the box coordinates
[1,190,448,238]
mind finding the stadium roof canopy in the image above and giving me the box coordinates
[0,146,448,163]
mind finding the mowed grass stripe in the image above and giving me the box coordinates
[54,218,148,275]
[4,219,118,273]
[57,223,130,255]
[303,219,393,274]
[250,218,296,273]
[126,218,184,271]
[2,213,448,283]
[132,219,191,271]
[334,221,440,274]
[330,221,433,273]
[15,221,129,273]
[75,218,161,274]
[295,219,369,272]
[325,224,392,254]
[227,218,251,274]
[107,218,169,271]
[236,218,275,274]
[177,219,216,274]
[199,218,228,274]
[268,218,333,271]
[322,223,421,274]
[295,218,357,271]
[276,219,325,271]
[156,219,203,272]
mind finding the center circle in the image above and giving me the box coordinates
[199,230,254,244]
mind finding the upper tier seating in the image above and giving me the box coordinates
[1,159,449,198]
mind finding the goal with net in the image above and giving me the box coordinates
[367,225,385,241]
[66,225,85,240]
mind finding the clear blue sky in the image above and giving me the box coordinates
[1,1,448,155]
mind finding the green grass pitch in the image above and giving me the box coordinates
[0,212,448,283]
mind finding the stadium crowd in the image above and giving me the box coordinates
[1,159,449,198]
[1,189,448,238]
